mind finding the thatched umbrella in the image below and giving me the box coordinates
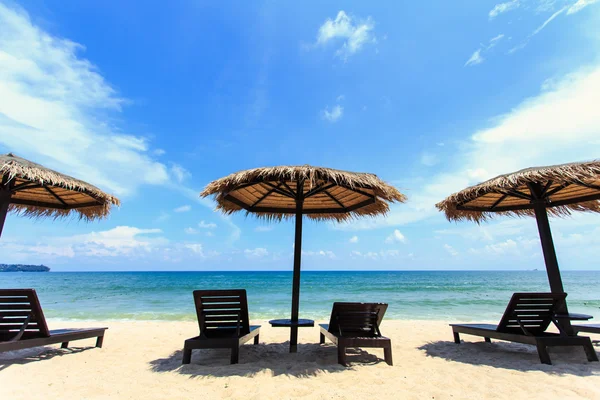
[201,165,406,352]
[436,160,600,330]
[0,153,120,236]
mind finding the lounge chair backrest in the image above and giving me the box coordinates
[497,292,567,335]
[193,289,250,337]
[0,289,50,341]
[327,302,388,337]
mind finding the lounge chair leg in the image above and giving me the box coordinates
[536,341,552,365]
[182,348,192,364]
[453,331,460,344]
[384,346,393,366]
[320,333,325,344]
[337,346,347,366]
[484,337,491,343]
[96,336,104,348]
[231,346,239,364]
[582,341,599,362]
[61,342,69,349]
[254,334,259,345]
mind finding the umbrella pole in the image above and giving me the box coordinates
[532,199,572,333]
[532,202,564,293]
[289,186,304,353]
[0,183,10,238]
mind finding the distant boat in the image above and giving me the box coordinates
[0,264,50,272]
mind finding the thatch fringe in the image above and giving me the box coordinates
[1,153,120,221]
[436,161,600,223]
[201,165,406,222]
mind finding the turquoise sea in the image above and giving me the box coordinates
[1,271,599,322]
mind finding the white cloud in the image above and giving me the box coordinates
[444,244,458,256]
[316,11,375,59]
[174,205,191,213]
[489,0,520,19]
[153,148,166,156]
[184,227,198,234]
[350,249,402,260]
[184,243,204,256]
[385,229,406,244]
[0,4,173,197]
[244,247,268,259]
[349,235,359,243]
[170,163,191,183]
[465,49,483,67]
[255,226,273,232]
[567,0,599,14]
[322,105,344,122]
[199,220,217,229]
[302,250,337,259]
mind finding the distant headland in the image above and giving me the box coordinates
[0,264,50,272]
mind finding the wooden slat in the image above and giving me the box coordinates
[201,310,242,316]
[0,324,40,330]
[199,297,242,303]
[204,322,241,327]
[0,304,32,310]
[201,303,243,310]
[0,298,30,304]
[0,310,33,317]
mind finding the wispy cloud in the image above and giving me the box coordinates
[255,226,273,232]
[465,49,484,67]
[465,34,505,66]
[315,11,376,60]
[532,6,568,36]
[0,3,176,197]
[322,104,344,122]
[170,164,191,183]
[244,247,268,259]
[489,0,520,20]
[443,244,458,256]
[567,0,599,14]
[349,235,359,243]
[199,220,217,229]
[184,227,198,234]
[174,205,191,213]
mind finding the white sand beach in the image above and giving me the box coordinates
[1,320,599,400]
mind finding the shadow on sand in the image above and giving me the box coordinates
[419,339,600,376]
[149,341,387,378]
[0,346,95,372]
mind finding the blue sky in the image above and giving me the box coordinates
[1,0,599,271]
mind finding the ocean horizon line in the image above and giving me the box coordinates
[28,269,600,273]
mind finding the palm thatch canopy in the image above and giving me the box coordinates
[201,165,406,222]
[437,161,600,223]
[0,153,120,221]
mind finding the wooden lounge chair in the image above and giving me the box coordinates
[451,292,598,365]
[0,289,106,353]
[573,324,600,335]
[319,302,392,366]
[182,289,260,365]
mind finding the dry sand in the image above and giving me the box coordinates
[1,320,599,400]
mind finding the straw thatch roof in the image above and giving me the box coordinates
[0,153,120,220]
[437,160,600,223]
[201,165,406,221]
